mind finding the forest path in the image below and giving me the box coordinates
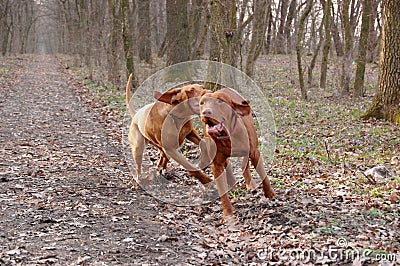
[0,55,194,265]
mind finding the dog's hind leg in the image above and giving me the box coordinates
[250,150,275,199]
[129,123,146,178]
[241,158,257,192]
[157,150,169,173]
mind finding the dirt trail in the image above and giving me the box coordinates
[0,55,194,265]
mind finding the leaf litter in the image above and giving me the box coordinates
[0,54,398,265]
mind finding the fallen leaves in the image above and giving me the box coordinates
[2,54,399,265]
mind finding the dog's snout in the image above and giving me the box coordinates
[201,108,213,116]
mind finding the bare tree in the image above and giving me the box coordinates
[353,0,372,97]
[362,0,400,125]
[320,0,331,89]
[138,0,152,64]
[245,0,270,77]
[209,0,238,65]
[330,3,344,57]
[284,0,297,54]
[296,0,313,99]
[276,0,289,54]
[209,0,252,67]
[166,0,189,65]
[340,0,353,95]
[366,0,379,62]
[0,0,40,55]
[308,11,324,86]
[0,0,12,55]
[121,0,138,88]
[189,0,208,60]
[107,0,121,84]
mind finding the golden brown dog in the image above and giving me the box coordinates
[126,74,212,185]
[199,88,275,216]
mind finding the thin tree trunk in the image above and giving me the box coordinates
[340,0,353,96]
[285,0,297,54]
[330,3,344,57]
[121,0,138,89]
[308,19,324,86]
[245,0,270,77]
[138,0,152,64]
[157,34,167,58]
[264,8,273,54]
[107,0,120,85]
[296,0,313,99]
[366,0,379,62]
[353,0,372,97]
[320,0,331,89]
[276,0,289,54]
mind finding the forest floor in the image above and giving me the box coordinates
[0,54,399,265]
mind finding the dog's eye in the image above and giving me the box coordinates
[217,99,224,104]
[200,101,204,105]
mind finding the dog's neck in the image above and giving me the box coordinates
[167,102,195,130]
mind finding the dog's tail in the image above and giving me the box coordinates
[125,73,135,117]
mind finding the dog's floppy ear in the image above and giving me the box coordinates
[185,85,208,98]
[185,88,196,99]
[232,100,251,116]
[153,88,181,104]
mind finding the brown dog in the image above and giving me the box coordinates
[126,74,212,185]
[199,88,275,216]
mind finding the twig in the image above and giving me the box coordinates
[324,139,333,164]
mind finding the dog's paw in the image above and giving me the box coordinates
[246,179,257,192]
[264,189,276,199]
[220,215,239,227]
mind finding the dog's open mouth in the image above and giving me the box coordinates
[202,117,227,136]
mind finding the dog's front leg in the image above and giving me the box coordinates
[241,158,257,192]
[164,148,212,184]
[212,160,234,217]
[198,137,216,169]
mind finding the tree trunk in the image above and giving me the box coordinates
[362,0,400,125]
[138,0,152,64]
[308,18,324,86]
[296,0,313,100]
[264,8,273,54]
[340,0,353,96]
[0,0,11,56]
[189,0,203,60]
[245,0,270,77]
[107,0,120,85]
[353,0,371,97]
[366,0,379,62]
[276,0,289,54]
[209,0,239,67]
[157,34,167,58]
[284,0,297,54]
[166,0,189,66]
[330,3,344,57]
[320,0,331,89]
[121,0,138,89]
